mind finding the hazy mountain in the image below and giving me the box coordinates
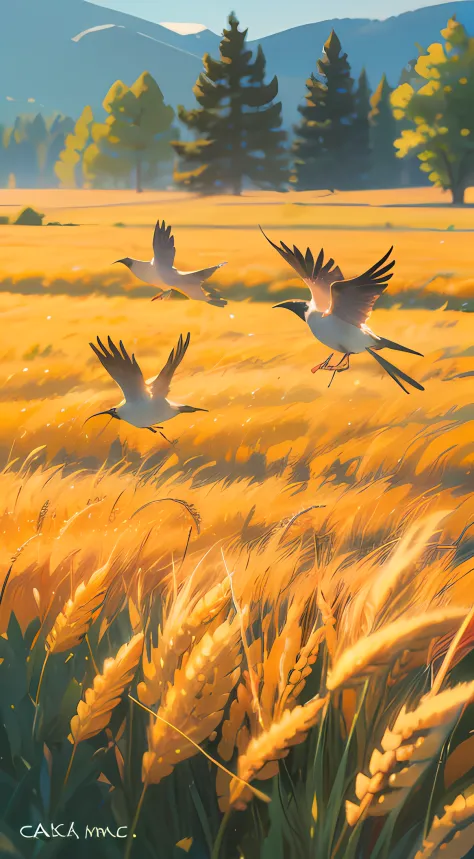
[1,0,216,122]
[2,0,474,128]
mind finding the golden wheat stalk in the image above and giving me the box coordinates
[260,604,301,723]
[138,578,231,708]
[328,607,467,691]
[362,512,449,628]
[229,695,327,809]
[276,625,325,717]
[346,681,474,826]
[414,792,474,858]
[142,617,241,785]
[46,561,111,654]
[217,619,324,810]
[68,633,144,744]
[218,678,255,764]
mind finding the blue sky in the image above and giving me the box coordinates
[88,0,469,38]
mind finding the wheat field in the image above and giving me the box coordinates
[0,188,473,859]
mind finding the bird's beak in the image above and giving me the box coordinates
[272,300,307,321]
[82,410,115,427]
[273,300,299,311]
[113,258,131,267]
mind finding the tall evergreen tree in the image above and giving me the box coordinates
[353,68,372,185]
[369,74,400,188]
[292,30,359,190]
[173,13,287,195]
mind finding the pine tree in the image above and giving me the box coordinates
[353,68,372,186]
[369,74,400,188]
[292,30,359,190]
[173,13,287,195]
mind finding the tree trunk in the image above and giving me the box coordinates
[233,174,242,196]
[451,182,465,205]
[136,158,143,194]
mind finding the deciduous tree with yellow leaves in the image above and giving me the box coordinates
[391,17,474,204]
[84,72,176,193]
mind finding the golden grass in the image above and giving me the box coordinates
[0,287,472,633]
[0,188,473,855]
[0,188,473,305]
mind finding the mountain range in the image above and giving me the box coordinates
[2,0,474,128]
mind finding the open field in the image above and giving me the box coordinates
[1,187,474,306]
[0,188,473,859]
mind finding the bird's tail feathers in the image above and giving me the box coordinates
[374,336,424,357]
[203,280,228,306]
[177,404,209,414]
[367,348,424,394]
[207,297,228,307]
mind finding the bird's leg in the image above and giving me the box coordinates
[311,353,334,374]
[152,289,173,302]
[159,431,178,447]
[150,426,177,446]
[327,354,351,388]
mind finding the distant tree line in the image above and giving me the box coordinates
[1,13,473,202]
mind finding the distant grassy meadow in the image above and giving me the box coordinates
[0,188,473,859]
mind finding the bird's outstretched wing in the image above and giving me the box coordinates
[149,332,191,399]
[153,220,176,269]
[259,226,343,311]
[328,247,395,327]
[90,337,146,401]
[175,262,227,285]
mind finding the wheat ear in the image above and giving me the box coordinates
[346,681,474,826]
[69,633,144,744]
[142,616,241,785]
[414,792,474,858]
[229,695,327,809]
[276,625,325,717]
[46,562,111,654]
[138,579,231,708]
[328,608,467,691]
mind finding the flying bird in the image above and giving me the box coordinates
[85,333,207,440]
[261,228,424,394]
[115,219,228,306]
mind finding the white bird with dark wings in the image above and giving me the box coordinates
[261,228,424,394]
[85,333,207,439]
[115,219,228,306]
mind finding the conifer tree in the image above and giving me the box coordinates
[369,74,400,187]
[173,13,287,195]
[292,30,359,190]
[353,68,372,186]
